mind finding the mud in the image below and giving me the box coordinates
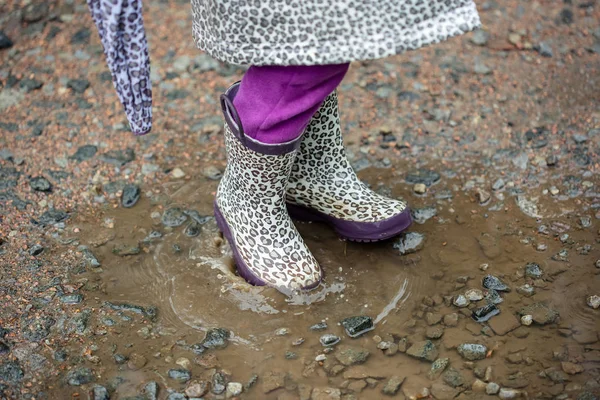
[52,160,598,399]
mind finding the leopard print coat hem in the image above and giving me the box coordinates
[191,1,481,66]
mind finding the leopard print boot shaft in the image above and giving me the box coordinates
[286,93,412,242]
[214,83,322,291]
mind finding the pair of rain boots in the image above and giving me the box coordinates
[214,83,412,291]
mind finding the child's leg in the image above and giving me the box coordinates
[233,63,350,144]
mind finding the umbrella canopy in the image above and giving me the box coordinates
[87,0,152,135]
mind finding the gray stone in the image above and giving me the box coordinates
[92,385,110,400]
[428,358,449,380]
[482,275,510,292]
[168,369,191,383]
[471,29,490,46]
[70,145,97,162]
[67,79,90,94]
[38,209,68,226]
[393,232,425,255]
[525,262,543,278]
[382,376,405,396]
[411,206,437,224]
[341,316,373,337]
[519,303,559,325]
[143,381,159,400]
[200,328,229,350]
[443,367,465,388]
[0,31,13,49]
[335,346,370,366]
[66,367,94,386]
[320,334,341,347]
[406,340,438,362]
[0,361,24,384]
[29,176,52,192]
[121,184,140,208]
[457,343,487,360]
[162,207,188,227]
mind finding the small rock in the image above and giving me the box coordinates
[121,184,140,208]
[29,176,52,192]
[0,361,24,384]
[443,367,465,388]
[393,232,425,255]
[29,244,44,256]
[406,340,438,362]
[472,303,500,323]
[587,295,600,309]
[453,294,469,308]
[320,334,341,347]
[67,79,90,94]
[457,343,487,361]
[525,262,543,278]
[91,385,109,400]
[226,382,243,397]
[162,207,188,227]
[428,358,449,380]
[472,379,487,392]
[168,368,191,383]
[471,29,490,46]
[335,346,370,366]
[482,275,510,292]
[499,388,521,399]
[202,165,223,180]
[487,312,520,335]
[475,188,491,204]
[71,145,97,162]
[443,313,458,327]
[465,289,484,301]
[262,370,286,393]
[411,206,437,224]
[538,42,553,57]
[382,376,405,396]
[519,303,559,325]
[200,327,229,349]
[520,315,533,326]
[61,294,83,304]
[212,372,226,394]
[0,31,13,49]
[311,387,341,400]
[171,168,185,178]
[340,316,373,338]
[546,155,558,166]
[310,322,328,331]
[544,367,570,383]
[413,183,427,194]
[66,367,95,386]
[127,353,147,370]
[516,284,535,297]
[185,380,209,398]
[486,382,500,395]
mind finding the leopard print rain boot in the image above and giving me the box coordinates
[286,92,412,242]
[214,83,323,291]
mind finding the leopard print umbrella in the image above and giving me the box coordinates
[87,0,152,135]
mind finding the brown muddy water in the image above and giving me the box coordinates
[62,164,599,399]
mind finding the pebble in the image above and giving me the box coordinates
[413,183,426,194]
[457,343,487,360]
[482,275,510,292]
[520,315,533,326]
[524,262,543,278]
[499,388,521,399]
[66,367,95,386]
[29,176,52,192]
[406,169,440,186]
[200,327,229,349]
[168,368,191,383]
[427,358,449,380]
[340,316,373,338]
[0,31,13,49]
[472,304,500,323]
[320,334,341,347]
[486,382,500,395]
[29,244,44,256]
[162,207,188,227]
[465,288,484,301]
[475,188,491,204]
[202,165,223,180]
[393,232,425,255]
[310,322,328,331]
[185,380,209,397]
[91,385,109,400]
[121,184,141,208]
[171,168,185,178]
[453,294,469,308]
[406,340,438,362]
[519,303,559,325]
[71,145,98,162]
[127,353,147,370]
[443,313,459,327]
[516,284,534,297]
[587,295,600,309]
[67,79,90,94]
[226,382,243,396]
[411,206,437,224]
[335,346,370,366]
[471,29,490,46]
[382,376,405,395]
[0,361,24,384]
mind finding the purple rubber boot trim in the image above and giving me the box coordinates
[287,203,413,242]
[214,202,322,290]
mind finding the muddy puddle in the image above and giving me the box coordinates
[59,162,599,399]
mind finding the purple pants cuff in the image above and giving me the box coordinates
[233,63,350,144]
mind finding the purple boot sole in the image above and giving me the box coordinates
[287,203,412,242]
[214,202,322,290]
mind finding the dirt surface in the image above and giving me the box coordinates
[1,0,600,399]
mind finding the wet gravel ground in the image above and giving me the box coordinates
[1,0,600,399]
